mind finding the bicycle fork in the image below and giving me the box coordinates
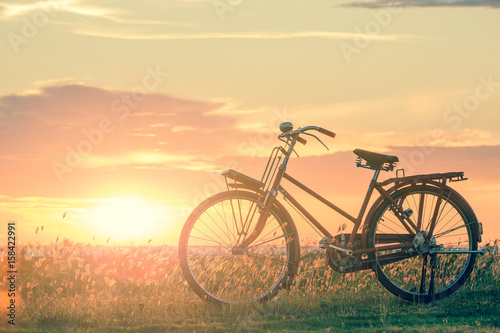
[238,187,279,249]
[238,137,297,249]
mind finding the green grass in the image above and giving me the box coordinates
[1,240,499,332]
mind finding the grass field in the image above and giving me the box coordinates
[1,239,499,332]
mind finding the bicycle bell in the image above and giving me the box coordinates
[280,122,293,133]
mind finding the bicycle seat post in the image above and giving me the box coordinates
[355,167,383,225]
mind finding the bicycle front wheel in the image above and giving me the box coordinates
[368,185,478,302]
[179,190,300,305]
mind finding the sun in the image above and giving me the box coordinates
[90,197,165,242]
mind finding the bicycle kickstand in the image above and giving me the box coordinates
[429,253,437,305]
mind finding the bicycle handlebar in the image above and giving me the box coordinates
[279,125,336,140]
[318,127,336,138]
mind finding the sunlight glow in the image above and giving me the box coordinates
[90,197,165,242]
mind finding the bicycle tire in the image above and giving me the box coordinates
[367,184,478,303]
[179,190,300,305]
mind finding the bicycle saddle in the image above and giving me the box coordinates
[353,149,399,169]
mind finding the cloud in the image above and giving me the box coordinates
[0,0,116,19]
[341,0,500,8]
[0,83,252,178]
[0,83,254,199]
[0,84,216,159]
[171,125,196,133]
[0,0,195,28]
[102,17,195,27]
[72,29,420,41]
[2,83,497,170]
[81,152,220,172]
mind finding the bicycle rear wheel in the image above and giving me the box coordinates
[179,190,299,305]
[368,185,479,302]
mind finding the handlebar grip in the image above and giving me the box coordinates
[297,137,307,145]
[318,128,336,138]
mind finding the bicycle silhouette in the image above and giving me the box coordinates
[179,123,485,304]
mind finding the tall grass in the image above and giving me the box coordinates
[1,239,499,332]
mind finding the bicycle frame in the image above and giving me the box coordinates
[279,170,401,254]
[229,132,476,257]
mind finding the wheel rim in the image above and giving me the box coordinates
[373,188,475,301]
[184,195,292,304]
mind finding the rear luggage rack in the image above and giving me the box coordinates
[379,171,467,187]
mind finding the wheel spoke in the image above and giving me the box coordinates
[195,217,233,248]
[248,233,289,249]
[188,235,232,249]
[432,192,451,233]
[416,193,425,231]
[379,215,408,235]
[216,201,238,245]
[192,225,232,249]
[205,209,237,245]
[423,194,436,231]
[251,216,282,243]
[434,221,473,239]
[229,197,242,241]
[242,201,260,237]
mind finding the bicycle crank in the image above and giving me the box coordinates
[321,236,364,273]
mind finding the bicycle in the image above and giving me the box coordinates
[179,122,485,305]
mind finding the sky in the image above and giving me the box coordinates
[0,0,499,245]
